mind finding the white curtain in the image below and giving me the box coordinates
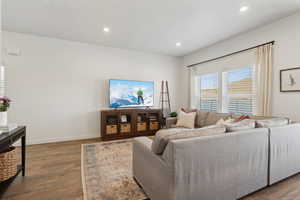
[256,44,273,116]
[189,67,197,108]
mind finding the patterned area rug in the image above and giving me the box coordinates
[81,139,148,200]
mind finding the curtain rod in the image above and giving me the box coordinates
[186,40,275,68]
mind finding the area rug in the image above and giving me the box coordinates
[81,139,149,200]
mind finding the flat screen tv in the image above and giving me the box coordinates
[109,79,154,108]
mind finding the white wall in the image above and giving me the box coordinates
[2,31,182,144]
[183,12,300,121]
[0,1,2,65]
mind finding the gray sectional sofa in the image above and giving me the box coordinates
[132,110,299,200]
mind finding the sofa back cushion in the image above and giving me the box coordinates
[151,126,226,154]
[195,110,209,127]
[204,112,232,126]
[221,119,256,132]
[256,118,290,128]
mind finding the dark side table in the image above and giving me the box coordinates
[0,126,26,187]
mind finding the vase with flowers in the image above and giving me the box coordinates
[0,97,11,126]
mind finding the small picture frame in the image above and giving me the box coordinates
[280,67,300,92]
[120,115,127,123]
[137,116,142,122]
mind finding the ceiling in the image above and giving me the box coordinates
[2,0,300,56]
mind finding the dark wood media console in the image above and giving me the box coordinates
[100,109,162,141]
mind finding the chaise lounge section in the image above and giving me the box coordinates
[133,128,269,200]
[133,110,299,200]
[133,111,275,200]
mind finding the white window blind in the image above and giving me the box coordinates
[195,66,257,115]
[190,49,257,114]
[222,66,256,115]
[199,73,218,112]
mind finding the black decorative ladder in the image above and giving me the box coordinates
[160,80,171,118]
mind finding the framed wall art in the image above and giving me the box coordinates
[280,67,300,92]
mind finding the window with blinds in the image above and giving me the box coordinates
[196,66,256,115]
[222,66,256,115]
[199,73,218,112]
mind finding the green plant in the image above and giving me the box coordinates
[0,97,11,112]
[169,112,177,118]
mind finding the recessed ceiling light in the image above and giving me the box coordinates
[176,42,181,47]
[103,27,110,33]
[240,6,249,12]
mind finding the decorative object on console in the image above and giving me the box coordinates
[120,115,127,123]
[0,123,18,132]
[280,67,300,92]
[0,97,11,127]
[169,112,177,118]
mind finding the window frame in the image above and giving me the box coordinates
[196,65,256,115]
[198,73,219,112]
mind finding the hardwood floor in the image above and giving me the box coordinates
[1,138,300,200]
[0,138,100,200]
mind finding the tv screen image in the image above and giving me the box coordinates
[109,79,154,108]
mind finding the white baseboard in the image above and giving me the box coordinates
[14,134,100,146]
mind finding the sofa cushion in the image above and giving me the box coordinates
[204,112,232,126]
[256,118,290,128]
[232,115,275,121]
[195,110,210,127]
[175,110,197,129]
[166,117,178,129]
[151,125,226,154]
[218,119,256,132]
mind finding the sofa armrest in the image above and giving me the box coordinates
[133,136,152,151]
[132,137,173,200]
[269,123,300,184]
[166,117,177,128]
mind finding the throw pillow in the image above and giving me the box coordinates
[195,110,209,128]
[151,125,226,154]
[216,117,235,125]
[205,112,232,126]
[181,108,197,113]
[234,115,250,122]
[176,110,196,128]
[175,110,197,129]
[217,119,256,132]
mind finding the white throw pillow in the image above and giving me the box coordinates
[217,118,255,132]
[216,118,235,125]
[175,110,197,129]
